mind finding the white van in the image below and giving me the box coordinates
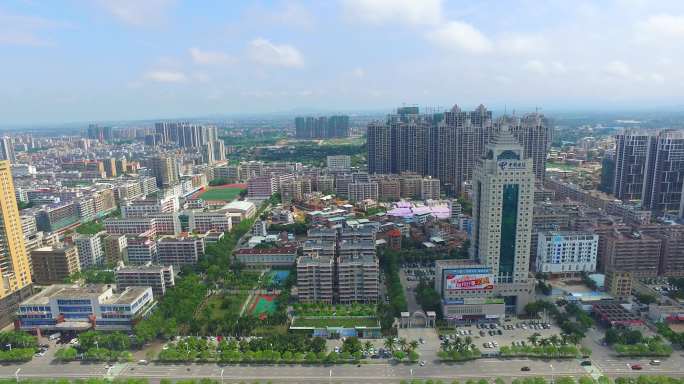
[48,333,61,341]
[650,360,661,366]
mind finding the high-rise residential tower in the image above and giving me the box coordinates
[495,113,552,181]
[0,160,33,326]
[613,130,649,202]
[641,130,684,213]
[148,155,180,189]
[0,137,15,163]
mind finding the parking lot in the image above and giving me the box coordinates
[439,319,567,353]
[402,262,436,283]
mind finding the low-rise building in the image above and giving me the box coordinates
[223,200,257,223]
[535,231,598,276]
[103,234,127,266]
[605,270,633,300]
[30,245,80,284]
[187,210,233,233]
[296,254,334,304]
[235,247,298,269]
[125,236,157,265]
[16,284,154,331]
[115,264,175,298]
[156,236,205,267]
[337,240,379,304]
[73,232,105,269]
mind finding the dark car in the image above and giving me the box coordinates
[521,367,531,371]
[581,361,592,366]
[631,364,643,370]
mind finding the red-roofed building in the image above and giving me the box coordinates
[387,229,402,250]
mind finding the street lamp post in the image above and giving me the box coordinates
[550,364,554,384]
[95,341,99,350]
[14,368,20,384]
[329,368,332,384]
[220,368,224,384]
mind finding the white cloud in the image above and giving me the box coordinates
[498,34,548,55]
[342,0,442,26]
[603,60,632,78]
[426,21,492,54]
[523,60,547,75]
[144,70,187,83]
[649,73,665,84]
[97,0,176,26]
[0,9,69,46]
[266,2,314,29]
[189,48,235,65]
[352,67,366,78]
[523,60,568,76]
[635,14,684,41]
[248,38,304,68]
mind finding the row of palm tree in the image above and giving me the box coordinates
[384,337,419,353]
[441,336,476,353]
[527,332,579,346]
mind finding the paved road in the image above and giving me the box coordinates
[2,355,682,383]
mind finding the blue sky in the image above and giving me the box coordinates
[2,0,684,124]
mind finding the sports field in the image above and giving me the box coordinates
[198,186,244,201]
[247,294,278,319]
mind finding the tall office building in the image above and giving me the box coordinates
[0,160,33,326]
[613,130,649,202]
[148,156,179,188]
[599,151,616,194]
[471,131,535,284]
[0,137,15,163]
[495,113,552,181]
[641,130,684,213]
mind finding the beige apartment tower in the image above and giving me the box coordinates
[0,160,34,326]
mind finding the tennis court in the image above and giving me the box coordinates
[247,294,279,319]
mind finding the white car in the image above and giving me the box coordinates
[419,361,426,366]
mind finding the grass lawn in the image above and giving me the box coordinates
[204,292,248,320]
[199,187,244,201]
[291,317,379,328]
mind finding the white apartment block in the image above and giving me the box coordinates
[348,182,379,202]
[105,217,156,236]
[115,264,175,298]
[327,155,351,171]
[121,196,178,218]
[187,210,233,233]
[421,177,441,200]
[296,254,334,303]
[536,231,598,275]
[156,236,205,267]
[74,232,105,269]
[125,236,157,265]
[247,176,276,198]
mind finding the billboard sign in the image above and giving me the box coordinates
[444,267,494,291]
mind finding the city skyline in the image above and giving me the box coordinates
[2,0,684,125]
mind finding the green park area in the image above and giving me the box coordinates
[199,187,244,201]
[203,292,249,322]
